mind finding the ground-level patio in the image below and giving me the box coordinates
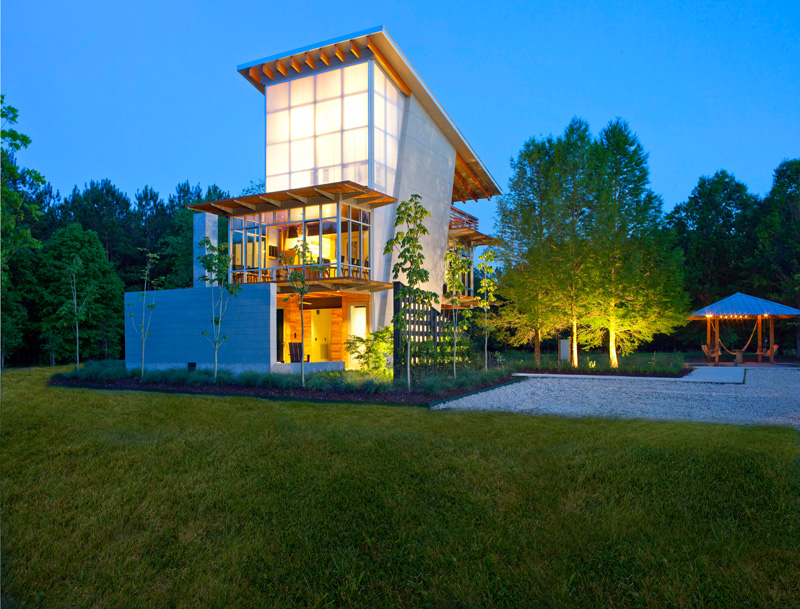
[436,367,800,428]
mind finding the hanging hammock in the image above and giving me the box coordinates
[716,320,758,356]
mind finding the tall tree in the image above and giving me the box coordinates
[475,249,498,370]
[493,131,564,364]
[443,245,472,378]
[584,120,687,367]
[667,170,760,308]
[33,224,124,363]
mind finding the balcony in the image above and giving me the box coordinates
[448,206,493,245]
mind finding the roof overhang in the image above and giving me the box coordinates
[237,26,501,204]
[688,292,800,320]
[188,181,395,218]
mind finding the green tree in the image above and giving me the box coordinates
[126,251,160,379]
[197,237,241,382]
[279,237,325,387]
[33,224,124,363]
[494,131,564,364]
[344,326,393,377]
[444,246,473,378]
[384,194,439,391]
[749,159,800,357]
[667,170,760,308]
[475,249,498,370]
[583,120,687,367]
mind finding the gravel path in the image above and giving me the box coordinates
[434,369,800,428]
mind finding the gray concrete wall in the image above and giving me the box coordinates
[193,213,218,287]
[372,94,456,328]
[124,282,276,374]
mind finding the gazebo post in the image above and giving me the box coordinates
[769,316,775,364]
[714,317,720,366]
[757,315,762,363]
[706,317,711,362]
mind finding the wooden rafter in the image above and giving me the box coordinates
[350,40,361,58]
[286,191,309,204]
[366,37,411,96]
[248,67,262,87]
[313,187,337,201]
[319,48,330,66]
[452,182,468,203]
[262,63,274,80]
[305,52,315,70]
[453,169,477,202]
[334,44,345,62]
[291,56,302,73]
[211,202,237,213]
[233,199,259,211]
[275,60,287,77]
[456,153,491,200]
[257,195,282,207]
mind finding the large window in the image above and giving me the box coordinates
[264,60,407,196]
[229,203,371,285]
[266,63,369,191]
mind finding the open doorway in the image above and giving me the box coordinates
[311,309,333,361]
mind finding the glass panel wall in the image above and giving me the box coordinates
[265,63,369,191]
[229,203,371,285]
[372,65,406,195]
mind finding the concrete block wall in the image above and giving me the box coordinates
[372,94,456,328]
[193,213,219,287]
[124,282,276,374]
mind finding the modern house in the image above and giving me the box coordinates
[124,26,499,374]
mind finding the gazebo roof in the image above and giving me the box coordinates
[689,292,800,319]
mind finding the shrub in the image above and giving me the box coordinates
[344,326,393,377]
[237,371,262,387]
[65,360,129,382]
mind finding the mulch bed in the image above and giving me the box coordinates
[48,375,521,406]
[516,367,693,378]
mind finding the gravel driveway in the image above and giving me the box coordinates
[434,368,800,428]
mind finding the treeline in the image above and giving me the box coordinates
[1,97,230,366]
[492,118,800,361]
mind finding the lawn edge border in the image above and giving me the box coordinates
[428,378,525,408]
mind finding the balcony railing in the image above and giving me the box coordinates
[450,206,479,231]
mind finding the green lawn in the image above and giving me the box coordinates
[2,367,799,608]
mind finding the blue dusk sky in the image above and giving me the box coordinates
[2,0,798,233]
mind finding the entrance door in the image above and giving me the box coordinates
[311,309,332,361]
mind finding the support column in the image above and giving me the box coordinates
[757,315,763,363]
[193,212,219,287]
[706,317,711,362]
[714,317,720,366]
[769,317,775,364]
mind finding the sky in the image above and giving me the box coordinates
[3,0,799,234]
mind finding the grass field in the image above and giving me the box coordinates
[2,367,799,608]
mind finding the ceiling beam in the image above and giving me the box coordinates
[350,40,361,59]
[262,63,274,80]
[319,48,330,66]
[305,52,315,70]
[366,37,412,96]
[456,153,491,200]
[275,60,287,77]
[291,56,302,73]
[334,44,345,62]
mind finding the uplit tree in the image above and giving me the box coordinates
[279,237,325,388]
[475,249,498,369]
[197,237,241,382]
[384,194,439,391]
[444,245,473,377]
[583,120,687,367]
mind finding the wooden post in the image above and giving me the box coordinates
[757,315,762,363]
[714,317,720,366]
[769,317,775,364]
[706,317,711,362]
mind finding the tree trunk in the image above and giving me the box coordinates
[75,321,80,372]
[796,323,800,361]
[534,327,541,365]
[452,309,457,378]
[484,307,488,370]
[571,319,578,367]
[406,334,411,392]
[609,328,619,368]
[214,346,219,381]
[300,305,305,387]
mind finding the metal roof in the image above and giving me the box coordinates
[236,26,501,202]
[689,293,800,319]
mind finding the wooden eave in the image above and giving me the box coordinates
[448,228,495,246]
[188,181,396,217]
[275,277,392,295]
